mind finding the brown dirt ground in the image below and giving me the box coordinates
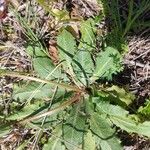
[0,0,149,149]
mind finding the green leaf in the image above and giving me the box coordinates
[57,30,77,68]
[96,85,135,107]
[74,50,94,74]
[26,44,46,57]
[90,113,122,150]
[98,138,121,150]
[91,47,123,81]
[91,131,123,150]
[63,103,87,150]
[7,100,45,121]
[73,50,94,86]
[138,99,150,116]
[85,97,95,115]
[112,115,138,131]
[111,116,150,137]
[72,19,96,85]
[90,113,115,138]
[94,100,128,117]
[94,99,150,137]
[13,82,55,101]
[33,57,60,79]
[95,101,138,134]
[106,85,135,106]
[84,130,96,150]
[63,122,84,150]
[79,19,96,51]
[138,121,150,137]
[43,125,65,150]
[0,124,11,137]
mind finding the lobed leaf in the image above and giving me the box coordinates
[138,99,150,116]
[91,47,123,81]
[106,85,135,106]
[94,99,150,137]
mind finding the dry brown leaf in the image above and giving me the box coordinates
[48,39,59,64]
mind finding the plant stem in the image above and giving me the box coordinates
[0,69,82,92]
[19,92,81,124]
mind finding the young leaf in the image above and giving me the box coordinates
[90,113,122,150]
[91,47,123,81]
[96,85,134,107]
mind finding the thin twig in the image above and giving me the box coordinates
[124,60,150,70]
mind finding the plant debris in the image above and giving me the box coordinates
[0,0,150,149]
